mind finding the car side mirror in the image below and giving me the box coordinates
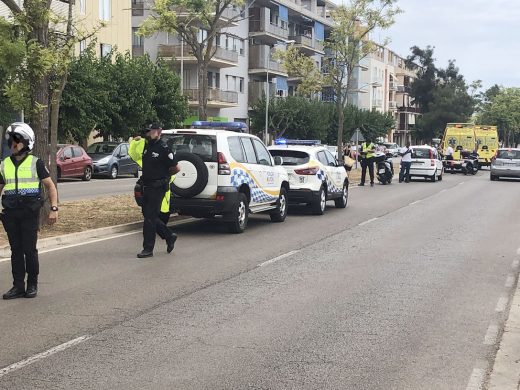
[273,156,283,165]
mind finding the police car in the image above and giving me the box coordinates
[161,122,289,233]
[268,140,348,215]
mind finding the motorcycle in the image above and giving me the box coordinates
[375,152,394,185]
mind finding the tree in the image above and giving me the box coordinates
[323,0,401,160]
[405,45,436,110]
[138,0,245,120]
[477,87,520,146]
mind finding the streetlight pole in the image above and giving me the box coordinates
[265,65,269,145]
[180,36,184,95]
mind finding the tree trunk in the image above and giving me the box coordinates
[197,63,208,120]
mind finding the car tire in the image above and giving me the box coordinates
[133,169,139,178]
[171,152,209,198]
[311,186,326,215]
[270,187,288,222]
[437,172,443,181]
[490,174,498,181]
[334,182,348,208]
[430,170,437,182]
[82,166,92,181]
[227,193,249,234]
[110,165,118,179]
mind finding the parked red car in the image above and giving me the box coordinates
[56,144,93,181]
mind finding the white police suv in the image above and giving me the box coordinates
[268,140,348,215]
[161,122,289,233]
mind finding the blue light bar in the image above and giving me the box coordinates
[191,121,248,132]
[275,139,321,146]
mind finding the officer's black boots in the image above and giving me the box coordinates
[166,234,177,254]
[137,249,153,258]
[25,285,37,298]
[2,286,26,300]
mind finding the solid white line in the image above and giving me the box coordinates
[358,218,378,226]
[466,368,485,390]
[484,324,499,345]
[409,200,422,206]
[458,182,465,186]
[495,296,509,313]
[517,247,520,256]
[0,335,90,379]
[258,250,299,268]
[505,274,515,288]
[511,260,519,270]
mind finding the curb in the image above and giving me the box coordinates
[488,281,520,389]
[0,216,192,258]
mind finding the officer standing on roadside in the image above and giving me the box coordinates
[137,123,180,258]
[358,138,376,187]
[0,123,58,299]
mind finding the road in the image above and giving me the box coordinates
[1,171,520,389]
[57,175,138,201]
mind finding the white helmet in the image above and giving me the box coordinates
[5,122,35,151]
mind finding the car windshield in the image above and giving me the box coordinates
[383,143,396,149]
[161,134,217,162]
[412,148,432,159]
[269,150,310,165]
[497,150,520,159]
[87,143,116,154]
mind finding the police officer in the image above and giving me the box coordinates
[358,138,376,187]
[137,123,180,258]
[0,123,58,299]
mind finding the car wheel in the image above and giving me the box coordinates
[227,193,249,234]
[270,187,288,222]
[133,169,139,178]
[82,166,92,181]
[110,165,118,179]
[437,173,443,181]
[334,182,348,208]
[490,174,498,181]
[311,186,326,215]
[171,151,209,198]
[430,170,437,182]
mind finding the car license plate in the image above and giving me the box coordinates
[299,176,306,184]
[378,169,386,174]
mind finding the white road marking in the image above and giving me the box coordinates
[484,324,499,345]
[517,247,520,256]
[505,274,515,288]
[466,368,485,390]
[495,296,509,312]
[258,250,299,268]
[439,189,447,193]
[358,218,378,226]
[511,260,519,270]
[458,182,465,186]
[0,335,90,379]
[409,200,422,206]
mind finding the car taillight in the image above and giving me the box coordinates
[294,167,319,175]
[429,149,433,159]
[431,159,435,166]
[217,152,230,175]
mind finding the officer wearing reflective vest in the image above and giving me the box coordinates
[0,123,58,299]
[129,128,176,236]
[358,138,376,187]
[134,123,179,259]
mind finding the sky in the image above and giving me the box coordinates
[368,0,520,91]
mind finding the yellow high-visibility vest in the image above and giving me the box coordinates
[0,155,41,198]
[362,142,375,159]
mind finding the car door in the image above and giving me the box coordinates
[60,147,74,177]
[317,150,335,197]
[323,149,345,192]
[239,137,266,207]
[117,144,131,174]
[252,138,278,196]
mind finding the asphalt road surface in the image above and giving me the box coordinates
[57,175,139,201]
[1,170,520,389]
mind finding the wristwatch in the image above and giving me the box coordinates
[50,206,58,211]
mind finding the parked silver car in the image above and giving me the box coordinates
[490,148,520,181]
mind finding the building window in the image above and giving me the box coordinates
[99,0,111,21]
[79,0,86,14]
[79,40,87,53]
[132,28,143,47]
[207,71,213,88]
[239,77,244,93]
[100,43,112,58]
[215,73,220,89]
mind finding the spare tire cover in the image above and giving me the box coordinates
[171,151,209,198]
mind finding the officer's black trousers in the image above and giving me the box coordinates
[360,158,375,184]
[142,186,172,252]
[1,210,39,289]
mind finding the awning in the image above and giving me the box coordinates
[279,5,288,22]
[276,76,288,90]
[314,21,324,41]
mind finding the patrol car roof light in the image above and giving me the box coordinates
[191,121,248,133]
[274,139,321,146]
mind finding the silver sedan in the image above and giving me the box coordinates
[490,148,520,180]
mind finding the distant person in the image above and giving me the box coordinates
[445,145,454,160]
[0,123,58,300]
[358,138,376,187]
[398,142,413,183]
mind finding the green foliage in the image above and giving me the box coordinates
[477,87,520,146]
[60,49,188,144]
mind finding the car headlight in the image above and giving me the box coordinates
[97,156,110,164]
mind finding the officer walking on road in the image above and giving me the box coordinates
[0,123,58,299]
[358,138,376,187]
[137,123,180,259]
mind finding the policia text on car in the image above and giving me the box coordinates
[135,124,180,259]
[0,123,58,300]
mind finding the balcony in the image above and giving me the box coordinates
[397,85,412,94]
[248,82,276,105]
[132,1,144,16]
[290,35,325,55]
[249,8,290,44]
[388,100,398,110]
[398,106,421,113]
[157,44,238,68]
[372,99,383,108]
[175,6,242,26]
[184,89,238,108]
[249,45,287,77]
[389,81,397,91]
[132,45,144,57]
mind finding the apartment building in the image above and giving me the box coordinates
[0,0,131,58]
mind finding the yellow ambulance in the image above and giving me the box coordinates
[474,125,499,167]
[441,123,477,160]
